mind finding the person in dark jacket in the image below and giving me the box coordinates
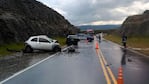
[122,34,127,48]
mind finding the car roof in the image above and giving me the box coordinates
[67,35,78,38]
[77,33,86,35]
[28,35,53,41]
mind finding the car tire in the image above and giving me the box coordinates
[24,45,33,53]
[53,46,61,52]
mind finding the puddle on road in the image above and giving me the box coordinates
[0,52,54,81]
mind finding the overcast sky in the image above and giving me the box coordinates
[37,0,149,26]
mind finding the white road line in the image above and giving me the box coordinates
[0,54,56,84]
[0,47,69,84]
[104,39,149,57]
[131,48,149,50]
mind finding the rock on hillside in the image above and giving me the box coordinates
[0,0,78,44]
[121,10,149,36]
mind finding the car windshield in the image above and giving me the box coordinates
[47,38,53,41]
[68,35,78,39]
[43,36,54,42]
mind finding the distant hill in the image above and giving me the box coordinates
[78,25,120,31]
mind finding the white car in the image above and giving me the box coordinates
[24,35,61,52]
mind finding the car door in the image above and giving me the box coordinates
[38,38,53,50]
[30,37,38,49]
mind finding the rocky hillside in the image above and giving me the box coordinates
[0,0,78,44]
[121,10,149,36]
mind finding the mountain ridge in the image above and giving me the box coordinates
[0,0,78,44]
[78,24,120,31]
[120,10,149,36]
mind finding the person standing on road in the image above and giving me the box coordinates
[122,33,127,48]
[98,32,103,42]
[98,34,101,42]
[100,32,103,41]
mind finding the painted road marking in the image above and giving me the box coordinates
[94,36,117,84]
[0,54,56,84]
[96,49,111,84]
[98,47,117,84]
[0,47,70,84]
[94,37,111,84]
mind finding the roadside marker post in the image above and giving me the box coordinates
[117,67,124,84]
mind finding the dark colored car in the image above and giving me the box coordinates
[86,35,94,42]
[66,35,80,46]
[77,33,87,40]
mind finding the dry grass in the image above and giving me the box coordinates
[0,42,24,56]
[128,37,149,48]
[104,34,149,56]
[53,37,66,46]
[104,34,121,44]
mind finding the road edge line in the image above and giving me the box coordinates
[104,39,149,57]
[0,47,69,84]
[0,54,56,84]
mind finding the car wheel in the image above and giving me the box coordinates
[53,46,61,52]
[24,45,33,53]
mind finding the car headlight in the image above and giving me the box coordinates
[55,40,59,43]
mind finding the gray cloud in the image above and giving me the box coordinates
[38,0,149,25]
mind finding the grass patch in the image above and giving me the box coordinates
[0,42,24,56]
[104,34,121,45]
[128,37,149,48]
[53,37,66,46]
[104,34,149,55]
[0,37,66,56]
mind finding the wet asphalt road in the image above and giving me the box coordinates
[100,40,149,84]
[1,39,149,84]
[0,52,54,81]
[1,41,106,84]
